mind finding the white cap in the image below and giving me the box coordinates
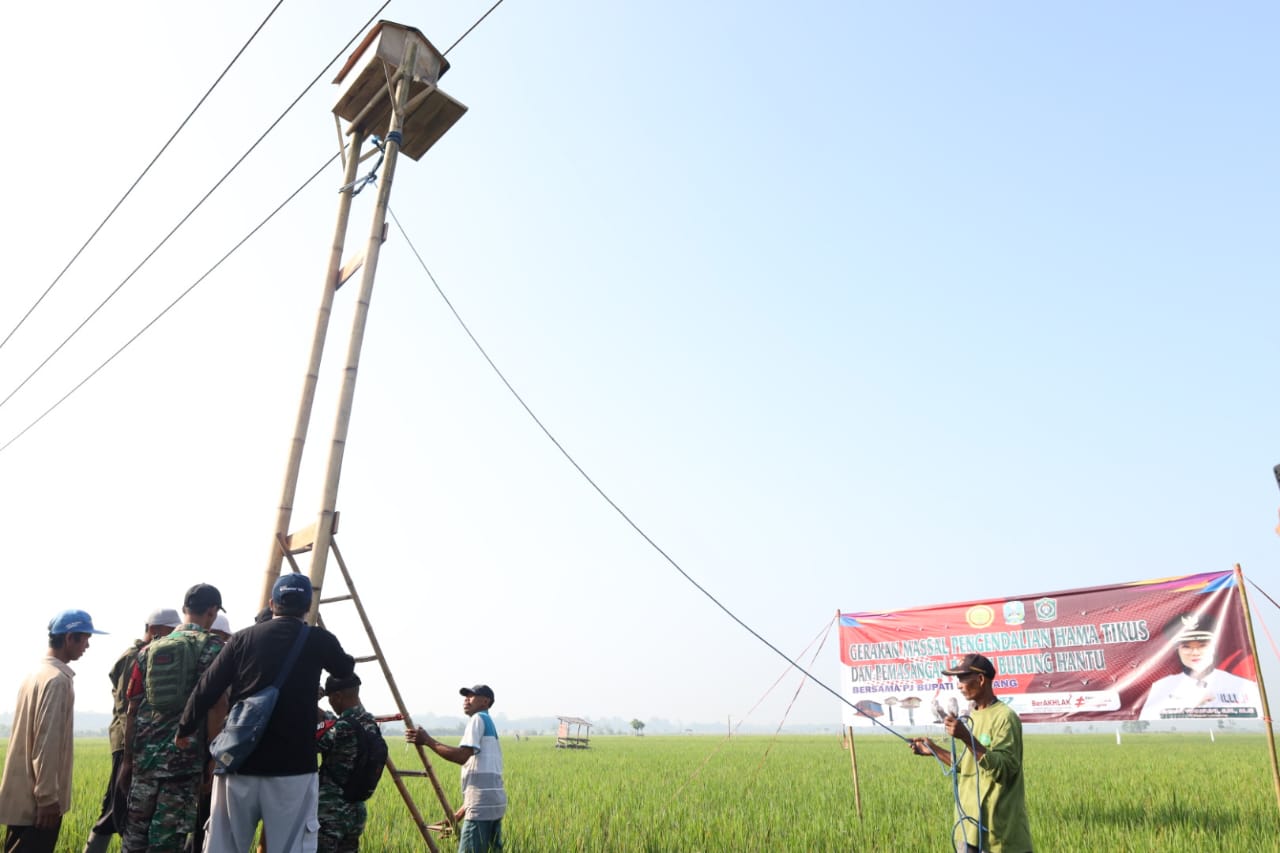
[212,613,232,635]
[146,608,182,629]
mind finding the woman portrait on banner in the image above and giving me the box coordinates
[1138,612,1262,721]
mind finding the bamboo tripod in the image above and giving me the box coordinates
[253,23,469,851]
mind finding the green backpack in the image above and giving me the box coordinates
[144,630,212,714]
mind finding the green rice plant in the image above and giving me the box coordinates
[4,732,1278,851]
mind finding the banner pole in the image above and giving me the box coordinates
[837,608,863,819]
[1234,563,1280,814]
[846,725,863,820]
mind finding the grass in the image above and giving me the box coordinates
[5,732,1278,851]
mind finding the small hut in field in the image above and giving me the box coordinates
[555,716,592,749]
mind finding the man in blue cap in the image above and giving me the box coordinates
[0,610,106,853]
[179,573,355,853]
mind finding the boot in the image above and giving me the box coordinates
[82,833,112,853]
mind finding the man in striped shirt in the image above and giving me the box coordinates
[407,684,506,853]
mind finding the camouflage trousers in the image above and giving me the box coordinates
[123,771,201,853]
[317,797,366,853]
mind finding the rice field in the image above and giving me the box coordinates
[10,732,1279,851]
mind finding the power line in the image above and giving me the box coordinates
[386,209,890,733]
[0,152,341,456]
[444,0,507,56]
[0,0,393,416]
[0,2,508,457]
[0,0,288,355]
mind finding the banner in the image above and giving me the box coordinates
[838,570,1260,724]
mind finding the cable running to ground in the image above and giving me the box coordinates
[0,0,392,416]
[388,209,897,735]
[0,152,341,456]
[675,617,835,798]
[0,0,288,355]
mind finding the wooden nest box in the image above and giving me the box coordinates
[332,20,467,161]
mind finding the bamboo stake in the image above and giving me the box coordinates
[307,36,418,617]
[1234,563,1280,814]
[837,608,863,819]
[847,725,863,820]
[258,135,365,610]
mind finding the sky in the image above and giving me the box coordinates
[0,1,1277,732]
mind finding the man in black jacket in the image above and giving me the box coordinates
[176,574,354,853]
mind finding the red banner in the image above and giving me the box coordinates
[838,570,1260,724]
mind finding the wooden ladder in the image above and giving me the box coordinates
[278,522,457,850]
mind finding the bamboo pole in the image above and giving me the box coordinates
[258,135,365,610]
[837,608,863,819]
[307,37,418,619]
[847,724,863,820]
[1234,563,1280,813]
[384,753,441,852]
[331,539,458,834]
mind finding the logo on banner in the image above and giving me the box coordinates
[1034,597,1058,622]
[966,605,995,629]
[1003,601,1026,625]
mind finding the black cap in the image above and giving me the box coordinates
[942,653,996,678]
[324,673,362,695]
[184,583,224,613]
[1164,612,1216,643]
[460,684,495,702]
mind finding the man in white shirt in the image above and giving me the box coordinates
[406,684,507,852]
[0,610,106,853]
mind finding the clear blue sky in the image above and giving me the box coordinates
[0,1,1276,729]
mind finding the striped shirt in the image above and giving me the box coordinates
[459,710,506,821]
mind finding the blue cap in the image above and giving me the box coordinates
[48,609,108,636]
[271,573,313,608]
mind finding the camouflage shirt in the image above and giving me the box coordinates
[129,625,224,777]
[317,705,380,829]
[108,639,144,752]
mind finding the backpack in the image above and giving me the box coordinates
[144,630,212,714]
[341,721,388,803]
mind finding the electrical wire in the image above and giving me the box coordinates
[0,0,392,415]
[387,208,904,737]
[0,152,341,456]
[0,1,509,457]
[0,0,288,355]
[443,0,507,56]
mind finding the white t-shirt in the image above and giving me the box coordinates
[458,710,506,821]
[1139,668,1262,720]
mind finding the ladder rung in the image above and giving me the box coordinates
[320,594,353,604]
[354,655,380,664]
[394,770,431,778]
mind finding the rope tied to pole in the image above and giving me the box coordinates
[340,131,404,196]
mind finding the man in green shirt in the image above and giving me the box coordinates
[910,653,1033,853]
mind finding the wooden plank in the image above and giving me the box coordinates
[336,224,388,290]
[284,511,340,553]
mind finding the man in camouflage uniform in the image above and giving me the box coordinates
[121,585,228,853]
[81,608,181,853]
[316,674,380,853]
